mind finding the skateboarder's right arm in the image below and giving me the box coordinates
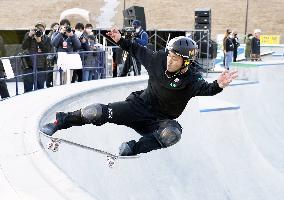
[117,37,154,68]
[106,28,154,69]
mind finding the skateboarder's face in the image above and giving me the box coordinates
[167,51,183,72]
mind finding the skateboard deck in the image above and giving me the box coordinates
[39,130,139,168]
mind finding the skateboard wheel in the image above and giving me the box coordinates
[107,156,116,168]
[47,141,54,150]
[52,142,60,152]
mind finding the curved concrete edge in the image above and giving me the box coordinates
[0,76,148,200]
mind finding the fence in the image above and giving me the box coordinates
[0,48,115,99]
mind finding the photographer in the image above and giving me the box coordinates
[51,19,81,52]
[51,19,81,53]
[22,21,51,92]
[120,20,148,76]
[51,19,81,84]
[0,35,10,99]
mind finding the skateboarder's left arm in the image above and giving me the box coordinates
[194,70,238,96]
[194,78,223,96]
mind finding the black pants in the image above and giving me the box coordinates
[120,54,141,77]
[46,67,53,88]
[0,76,10,99]
[233,50,238,62]
[97,99,182,155]
[71,69,82,83]
[23,68,46,93]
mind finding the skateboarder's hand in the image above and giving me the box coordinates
[217,70,238,88]
[106,27,121,43]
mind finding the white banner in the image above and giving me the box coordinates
[57,52,83,71]
[1,58,14,79]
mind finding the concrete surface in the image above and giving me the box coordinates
[1,60,284,199]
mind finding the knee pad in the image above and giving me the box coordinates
[155,120,182,147]
[81,103,107,125]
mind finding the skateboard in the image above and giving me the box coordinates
[39,131,139,168]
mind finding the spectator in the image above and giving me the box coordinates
[46,22,59,88]
[83,34,104,81]
[120,20,148,76]
[245,33,253,61]
[223,31,234,70]
[251,29,261,61]
[48,22,59,39]
[51,19,81,53]
[84,23,94,36]
[0,36,10,99]
[51,19,81,84]
[222,29,231,66]
[112,47,123,77]
[74,22,84,39]
[80,24,101,81]
[22,21,51,92]
[71,22,85,83]
[232,31,240,62]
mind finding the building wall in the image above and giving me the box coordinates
[0,0,104,29]
[0,0,283,41]
[115,0,284,40]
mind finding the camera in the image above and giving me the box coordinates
[121,27,136,39]
[121,27,135,34]
[66,26,72,33]
[35,29,43,37]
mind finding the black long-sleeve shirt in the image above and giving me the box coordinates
[117,38,223,119]
[224,37,234,52]
[251,37,260,54]
[232,37,240,53]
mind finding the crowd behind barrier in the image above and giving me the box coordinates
[0,18,152,100]
[0,49,112,99]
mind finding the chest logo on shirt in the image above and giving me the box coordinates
[170,83,177,88]
[170,78,180,88]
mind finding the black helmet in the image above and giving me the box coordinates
[167,36,198,59]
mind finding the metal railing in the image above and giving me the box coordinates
[0,49,113,99]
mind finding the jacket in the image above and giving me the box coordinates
[232,37,240,52]
[224,37,234,52]
[117,38,223,119]
[134,29,148,47]
[245,37,252,58]
[251,37,260,54]
[51,32,81,53]
[22,33,51,69]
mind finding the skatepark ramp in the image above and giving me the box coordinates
[1,60,284,199]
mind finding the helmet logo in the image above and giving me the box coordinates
[189,49,196,57]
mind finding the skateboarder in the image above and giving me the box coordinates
[41,28,238,156]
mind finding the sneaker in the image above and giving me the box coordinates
[40,112,69,136]
[119,140,136,156]
[40,122,59,136]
